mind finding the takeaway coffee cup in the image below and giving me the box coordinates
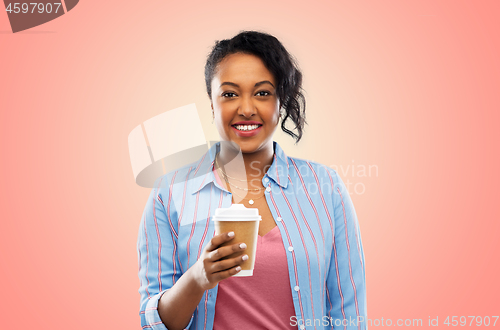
[213,204,262,276]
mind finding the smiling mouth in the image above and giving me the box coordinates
[232,124,262,131]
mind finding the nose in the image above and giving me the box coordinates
[238,95,256,118]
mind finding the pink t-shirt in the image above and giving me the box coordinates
[212,168,297,329]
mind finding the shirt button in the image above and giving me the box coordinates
[300,325,305,330]
[288,246,294,252]
[276,217,282,222]
[294,286,300,292]
[264,177,269,183]
[266,186,271,192]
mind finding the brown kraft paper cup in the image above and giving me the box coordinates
[213,204,261,277]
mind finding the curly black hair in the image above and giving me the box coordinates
[205,30,306,144]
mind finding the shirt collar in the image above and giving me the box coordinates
[189,141,289,195]
[267,140,289,189]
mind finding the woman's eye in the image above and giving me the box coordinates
[256,91,271,97]
[222,92,237,98]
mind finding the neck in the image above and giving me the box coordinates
[216,141,274,181]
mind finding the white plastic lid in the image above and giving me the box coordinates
[213,204,262,221]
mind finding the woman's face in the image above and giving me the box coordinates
[211,53,280,154]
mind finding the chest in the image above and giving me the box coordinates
[240,198,277,237]
[175,179,334,277]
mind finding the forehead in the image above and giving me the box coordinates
[214,53,275,84]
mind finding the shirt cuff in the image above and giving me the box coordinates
[144,290,194,330]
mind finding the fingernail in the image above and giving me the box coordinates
[239,243,247,249]
[228,232,235,237]
[242,255,249,261]
[235,266,242,272]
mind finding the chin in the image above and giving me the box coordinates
[238,140,269,153]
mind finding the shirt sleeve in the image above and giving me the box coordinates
[137,176,194,330]
[325,169,367,330]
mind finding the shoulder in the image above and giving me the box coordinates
[146,160,203,216]
[152,159,201,192]
[286,156,341,184]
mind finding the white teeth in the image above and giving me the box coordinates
[234,124,260,131]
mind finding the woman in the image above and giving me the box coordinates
[138,31,367,330]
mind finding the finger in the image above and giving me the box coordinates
[205,231,235,252]
[208,242,247,261]
[211,254,249,273]
[211,265,243,282]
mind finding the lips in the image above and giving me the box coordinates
[232,121,263,126]
[231,124,263,137]
[232,123,262,129]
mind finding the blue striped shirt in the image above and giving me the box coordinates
[137,141,367,330]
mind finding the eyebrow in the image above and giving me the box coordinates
[220,80,275,88]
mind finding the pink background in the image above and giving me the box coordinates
[1,0,499,329]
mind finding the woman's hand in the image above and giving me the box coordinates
[191,231,248,291]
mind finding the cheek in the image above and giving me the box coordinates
[264,102,280,122]
[212,96,228,113]
[215,108,233,129]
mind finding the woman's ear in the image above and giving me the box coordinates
[211,103,215,124]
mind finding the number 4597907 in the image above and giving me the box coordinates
[444,316,499,327]
[5,3,62,14]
